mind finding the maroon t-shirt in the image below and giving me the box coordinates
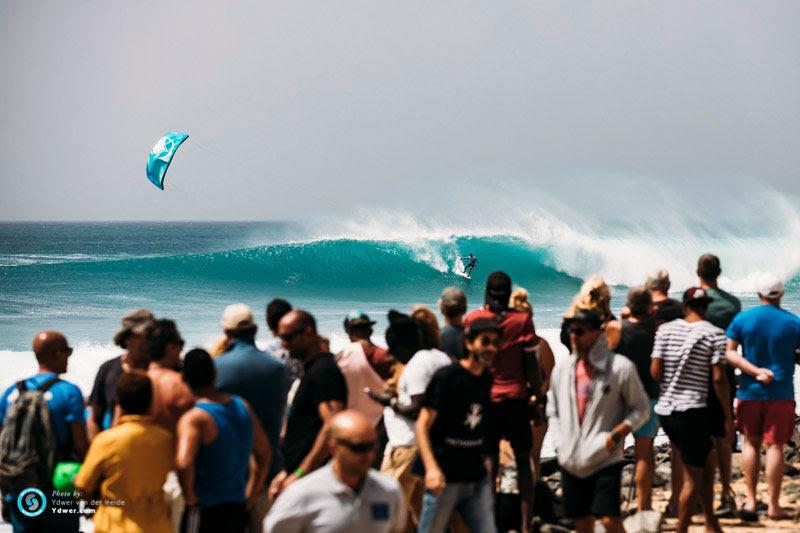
[464,306,539,402]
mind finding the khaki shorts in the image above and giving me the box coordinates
[381,445,423,528]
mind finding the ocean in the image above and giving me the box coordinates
[1,221,799,399]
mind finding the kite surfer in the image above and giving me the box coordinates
[462,253,477,277]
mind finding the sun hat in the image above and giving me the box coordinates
[220,303,256,331]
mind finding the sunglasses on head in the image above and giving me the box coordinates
[336,438,377,454]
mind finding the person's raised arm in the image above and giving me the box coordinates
[415,406,445,496]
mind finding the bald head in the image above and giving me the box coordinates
[328,410,378,485]
[329,410,376,442]
[279,310,317,334]
[278,309,320,361]
[32,331,71,374]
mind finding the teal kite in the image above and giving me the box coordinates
[146,131,189,190]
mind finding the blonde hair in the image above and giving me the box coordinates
[565,275,612,321]
[411,305,440,350]
[510,287,533,315]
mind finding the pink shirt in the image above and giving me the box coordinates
[336,342,386,427]
[575,358,593,424]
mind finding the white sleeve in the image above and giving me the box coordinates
[403,358,431,397]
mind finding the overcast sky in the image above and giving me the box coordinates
[1,1,798,221]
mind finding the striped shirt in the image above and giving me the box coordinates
[653,319,725,416]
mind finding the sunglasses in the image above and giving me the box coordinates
[336,438,377,454]
[279,328,305,342]
[569,328,588,337]
[61,346,74,356]
[475,335,500,347]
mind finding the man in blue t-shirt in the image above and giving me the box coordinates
[0,331,88,532]
[725,277,799,520]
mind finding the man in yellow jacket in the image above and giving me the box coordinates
[75,370,174,533]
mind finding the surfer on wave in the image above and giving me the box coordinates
[461,253,477,277]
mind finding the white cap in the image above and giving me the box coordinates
[756,275,784,299]
[220,303,256,331]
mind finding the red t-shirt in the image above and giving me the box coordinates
[575,358,593,424]
[363,344,395,381]
[464,306,539,402]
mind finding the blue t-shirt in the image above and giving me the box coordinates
[0,372,85,454]
[726,304,800,401]
[215,338,288,480]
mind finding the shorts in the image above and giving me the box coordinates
[561,462,623,518]
[660,407,712,468]
[486,399,533,456]
[181,501,248,533]
[633,399,659,439]
[736,400,796,445]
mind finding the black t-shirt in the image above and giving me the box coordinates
[282,353,348,472]
[616,318,658,399]
[653,298,684,326]
[87,355,124,429]
[422,363,492,483]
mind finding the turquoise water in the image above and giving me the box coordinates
[1,221,798,353]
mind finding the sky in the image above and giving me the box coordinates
[1,1,799,221]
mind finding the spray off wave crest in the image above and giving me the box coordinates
[307,187,800,293]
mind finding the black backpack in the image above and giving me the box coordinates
[0,377,59,494]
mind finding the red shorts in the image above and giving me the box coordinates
[735,400,796,445]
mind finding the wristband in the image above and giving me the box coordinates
[293,467,305,478]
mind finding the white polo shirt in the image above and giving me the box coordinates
[265,463,406,533]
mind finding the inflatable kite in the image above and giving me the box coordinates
[146,131,189,190]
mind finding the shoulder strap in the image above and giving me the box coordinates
[37,376,60,392]
[15,381,27,394]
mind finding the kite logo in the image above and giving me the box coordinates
[152,137,175,162]
[17,488,47,518]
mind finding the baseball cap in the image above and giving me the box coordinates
[465,318,501,341]
[756,275,784,299]
[568,308,603,331]
[682,287,714,305]
[113,308,155,347]
[345,310,376,327]
[220,304,256,331]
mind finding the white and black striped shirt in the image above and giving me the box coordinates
[653,319,725,416]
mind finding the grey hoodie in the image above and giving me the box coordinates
[546,333,650,478]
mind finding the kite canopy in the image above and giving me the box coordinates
[146,131,189,190]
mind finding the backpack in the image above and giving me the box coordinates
[0,377,59,494]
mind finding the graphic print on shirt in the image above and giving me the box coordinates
[464,403,483,430]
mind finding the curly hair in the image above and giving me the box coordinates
[565,275,612,322]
